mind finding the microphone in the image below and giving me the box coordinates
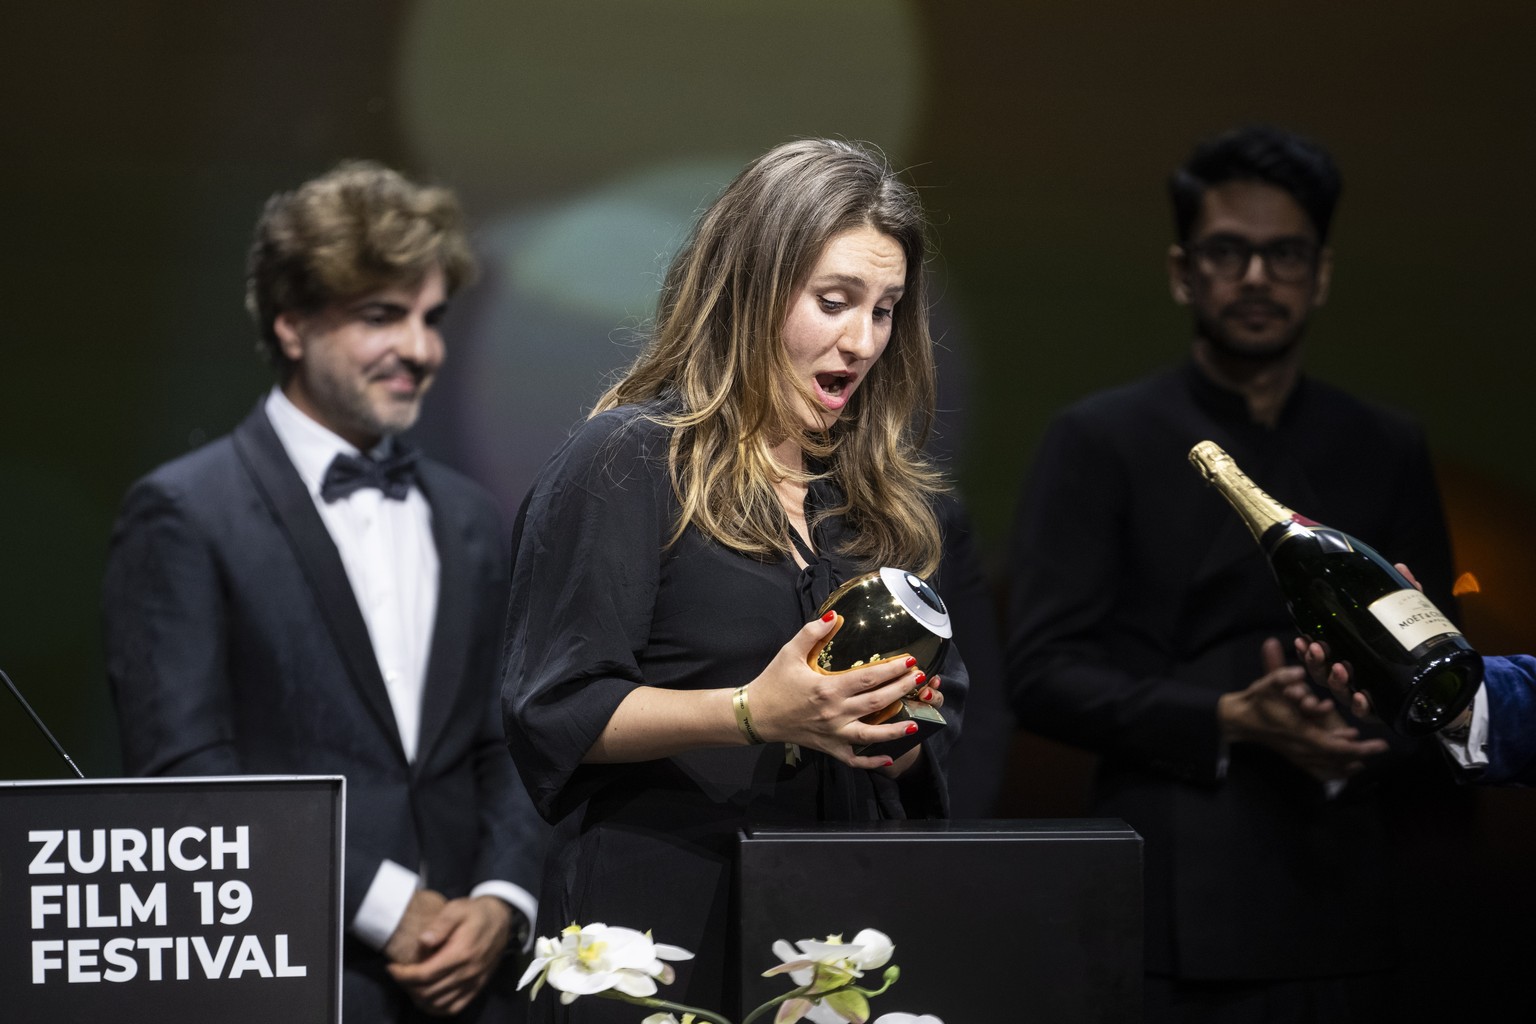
[2,666,85,778]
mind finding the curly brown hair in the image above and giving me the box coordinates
[244,160,476,376]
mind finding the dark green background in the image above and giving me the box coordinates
[4,2,1533,787]
[6,4,1534,1012]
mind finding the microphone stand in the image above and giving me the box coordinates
[2,666,85,779]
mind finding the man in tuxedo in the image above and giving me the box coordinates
[1006,125,1461,1021]
[104,161,543,1022]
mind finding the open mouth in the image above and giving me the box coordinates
[813,371,858,413]
[815,371,854,405]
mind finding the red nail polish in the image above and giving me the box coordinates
[883,758,895,767]
[904,657,917,668]
[913,673,926,686]
[920,688,933,702]
[905,722,918,735]
[822,611,836,623]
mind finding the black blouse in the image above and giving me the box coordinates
[502,401,956,826]
[501,403,959,1016]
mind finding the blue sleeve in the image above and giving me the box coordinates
[1480,654,1536,785]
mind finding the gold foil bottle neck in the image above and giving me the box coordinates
[1188,440,1297,544]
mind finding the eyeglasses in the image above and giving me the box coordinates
[1185,235,1320,284]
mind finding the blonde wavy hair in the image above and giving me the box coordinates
[594,139,945,575]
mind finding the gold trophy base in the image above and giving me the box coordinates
[854,698,947,759]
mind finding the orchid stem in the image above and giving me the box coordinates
[741,973,899,1024]
[740,984,813,1024]
[613,992,737,1024]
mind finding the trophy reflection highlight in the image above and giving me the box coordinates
[808,567,952,758]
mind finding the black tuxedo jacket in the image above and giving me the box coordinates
[104,404,543,1021]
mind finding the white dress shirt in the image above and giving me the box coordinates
[265,389,536,949]
[1437,683,1491,772]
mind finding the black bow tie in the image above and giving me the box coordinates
[320,447,420,503]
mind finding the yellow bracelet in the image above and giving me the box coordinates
[732,686,765,745]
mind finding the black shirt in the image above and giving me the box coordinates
[1006,360,1457,979]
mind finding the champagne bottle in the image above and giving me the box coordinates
[1188,440,1481,736]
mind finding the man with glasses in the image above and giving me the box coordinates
[1006,125,1459,1021]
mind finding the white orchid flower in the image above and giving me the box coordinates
[764,929,896,1023]
[767,928,894,983]
[870,1014,944,1024]
[517,922,694,1005]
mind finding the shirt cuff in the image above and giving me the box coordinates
[1438,684,1490,771]
[470,881,539,952]
[350,859,420,951]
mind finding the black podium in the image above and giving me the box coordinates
[0,776,344,1023]
[737,819,1142,1022]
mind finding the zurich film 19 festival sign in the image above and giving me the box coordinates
[0,776,342,1022]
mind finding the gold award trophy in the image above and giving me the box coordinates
[808,567,952,758]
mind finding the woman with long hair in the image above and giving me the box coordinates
[502,138,965,1019]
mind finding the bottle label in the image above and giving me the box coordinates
[1367,588,1462,652]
